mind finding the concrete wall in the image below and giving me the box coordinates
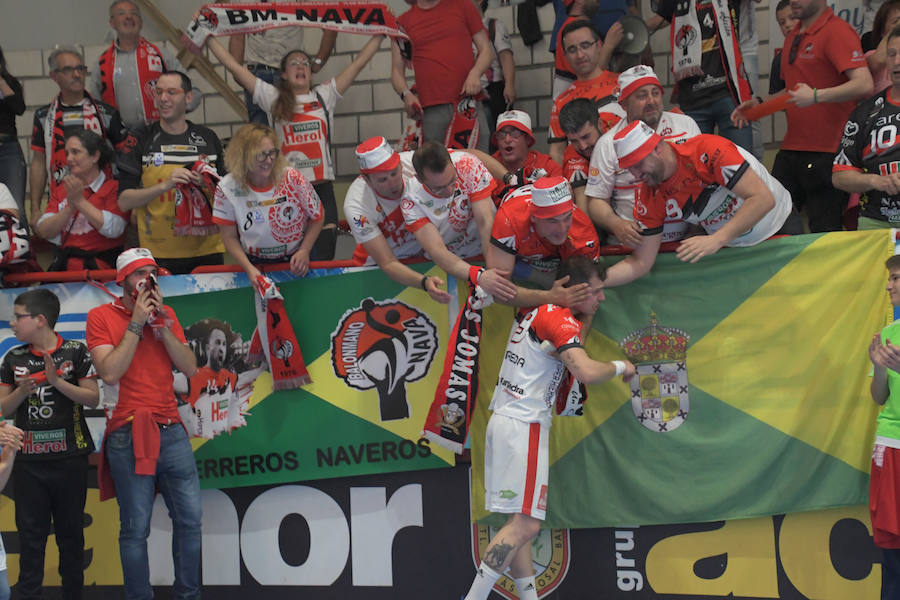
[4,0,784,195]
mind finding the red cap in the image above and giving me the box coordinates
[356,136,401,174]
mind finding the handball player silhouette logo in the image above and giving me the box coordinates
[331,298,438,421]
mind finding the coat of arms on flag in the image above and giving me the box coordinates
[619,313,691,432]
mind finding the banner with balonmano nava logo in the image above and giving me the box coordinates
[0,264,459,489]
[470,230,895,528]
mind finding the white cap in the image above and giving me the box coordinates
[115,248,158,286]
[494,110,535,146]
[613,120,662,169]
[530,176,574,219]
[617,65,663,102]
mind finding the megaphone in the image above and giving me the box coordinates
[617,15,650,55]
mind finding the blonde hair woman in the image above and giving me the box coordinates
[212,124,323,288]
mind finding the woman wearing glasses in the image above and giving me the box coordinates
[206,33,385,261]
[213,124,323,289]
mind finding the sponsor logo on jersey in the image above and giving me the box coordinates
[22,428,67,455]
[331,298,438,421]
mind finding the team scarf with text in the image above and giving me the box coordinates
[249,275,311,390]
[98,38,168,125]
[444,94,485,150]
[184,2,408,52]
[44,94,109,195]
[422,266,493,454]
[670,0,752,103]
[174,160,220,236]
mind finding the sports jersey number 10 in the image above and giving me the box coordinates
[871,125,898,153]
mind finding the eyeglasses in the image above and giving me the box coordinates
[788,34,805,65]
[255,148,280,162]
[564,40,598,55]
[154,87,185,97]
[423,169,458,197]
[287,59,311,68]
[496,128,526,140]
[55,65,88,75]
[10,313,35,322]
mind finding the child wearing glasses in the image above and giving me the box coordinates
[0,288,98,599]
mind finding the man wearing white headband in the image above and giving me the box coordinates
[603,121,800,286]
[344,136,451,303]
[586,65,701,247]
[487,176,600,308]
[85,248,202,599]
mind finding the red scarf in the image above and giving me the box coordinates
[444,94,485,150]
[45,94,109,195]
[249,275,311,390]
[422,266,491,454]
[98,38,168,124]
[174,161,219,236]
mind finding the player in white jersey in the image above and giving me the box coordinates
[402,142,517,303]
[344,137,451,303]
[464,256,635,600]
[586,65,702,246]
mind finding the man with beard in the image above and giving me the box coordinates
[602,121,799,286]
[86,247,201,599]
[586,65,700,246]
[557,98,604,213]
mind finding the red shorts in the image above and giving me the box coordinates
[870,444,900,549]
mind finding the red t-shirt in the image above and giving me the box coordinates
[399,0,486,107]
[562,145,589,189]
[86,299,187,423]
[490,150,563,206]
[549,72,621,143]
[43,176,126,252]
[780,8,868,152]
[490,185,600,276]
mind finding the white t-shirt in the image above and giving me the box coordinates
[212,167,322,261]
[401,151,496,259]
[489,304,584,427]
[586,111,701,243]
[253,78,341,182]
[343,151,424,260]
[0,184,17,212]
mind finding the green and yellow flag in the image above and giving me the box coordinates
[472,230,896,528]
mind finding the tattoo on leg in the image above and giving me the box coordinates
[484,542,515,570]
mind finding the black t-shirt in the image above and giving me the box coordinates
[834,90,900,223]
[0,72,25,137]
[0,336,96,461]
[655,0,740,110]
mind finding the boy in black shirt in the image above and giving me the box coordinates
[0,289,98,600]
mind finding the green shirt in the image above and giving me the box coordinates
[877,320,900,441]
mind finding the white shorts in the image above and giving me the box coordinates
[484,413,549,520]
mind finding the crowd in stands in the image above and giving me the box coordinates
[0,0,891,597]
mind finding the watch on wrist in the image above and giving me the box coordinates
[312,57,324,66]
[127,321,143,339]
[400,89,408,101]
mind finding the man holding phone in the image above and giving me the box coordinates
[86,247,202,599]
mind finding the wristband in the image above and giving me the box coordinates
[126,321,143,340]
[420,275,429,290]
[813,88,817,104]
[612,360,626,376]
[400,89,408,101]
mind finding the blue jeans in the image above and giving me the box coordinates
[0,568,9,600]
[0,140,27,230]
[685,94,754,155]
[245,66,279,126]
[106,424,202,600]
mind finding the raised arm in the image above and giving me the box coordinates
[207,36,258,95]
